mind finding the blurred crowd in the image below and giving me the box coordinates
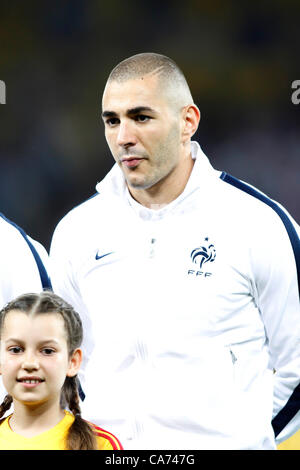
[0,1,299,249]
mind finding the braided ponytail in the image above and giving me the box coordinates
[0,394,13,424]
[63,376,97,450]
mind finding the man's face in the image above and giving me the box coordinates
[102,75,183,193]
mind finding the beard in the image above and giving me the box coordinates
[124,123,182,192]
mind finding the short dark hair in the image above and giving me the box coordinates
[108,52,184,82]
[107,52,193,106]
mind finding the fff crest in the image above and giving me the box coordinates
[190,237,216,269]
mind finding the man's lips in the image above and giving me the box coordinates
[120,156,145,168]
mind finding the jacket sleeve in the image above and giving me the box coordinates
[0,218,51,307]
[49,219,95,389]
[0,219,51,402]
[251,205,300,444]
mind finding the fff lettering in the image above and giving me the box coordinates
[0,80,6,104]
[188,270,212,277]
[291,80,300,105]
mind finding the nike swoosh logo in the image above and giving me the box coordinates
[95,251,114,261]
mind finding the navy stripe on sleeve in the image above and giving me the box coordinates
[272,383,300,437]
[0,213,52,290]
[220,172,300,436]
[220,172,300,297]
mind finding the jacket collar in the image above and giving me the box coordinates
[95,141,217,216]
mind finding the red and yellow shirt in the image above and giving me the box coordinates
[0,411,122,450]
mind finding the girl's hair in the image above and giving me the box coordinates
[0,291,97,450]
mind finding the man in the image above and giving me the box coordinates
[50,53,300,450]
[0,212,51,400]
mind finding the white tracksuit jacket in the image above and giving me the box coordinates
[0,212,51,401]
[50,142,300,450]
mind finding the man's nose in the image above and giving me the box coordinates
[116,121,137,147]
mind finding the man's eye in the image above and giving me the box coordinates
[136,115,150,122]
[106,118,119,126]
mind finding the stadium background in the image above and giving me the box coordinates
[0,1,299,250]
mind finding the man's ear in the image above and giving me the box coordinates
[181,104,201,142]
[67,348,82,378]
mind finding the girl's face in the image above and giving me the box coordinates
[0,310,81,409]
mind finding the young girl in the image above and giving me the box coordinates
[0,291,123,450]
